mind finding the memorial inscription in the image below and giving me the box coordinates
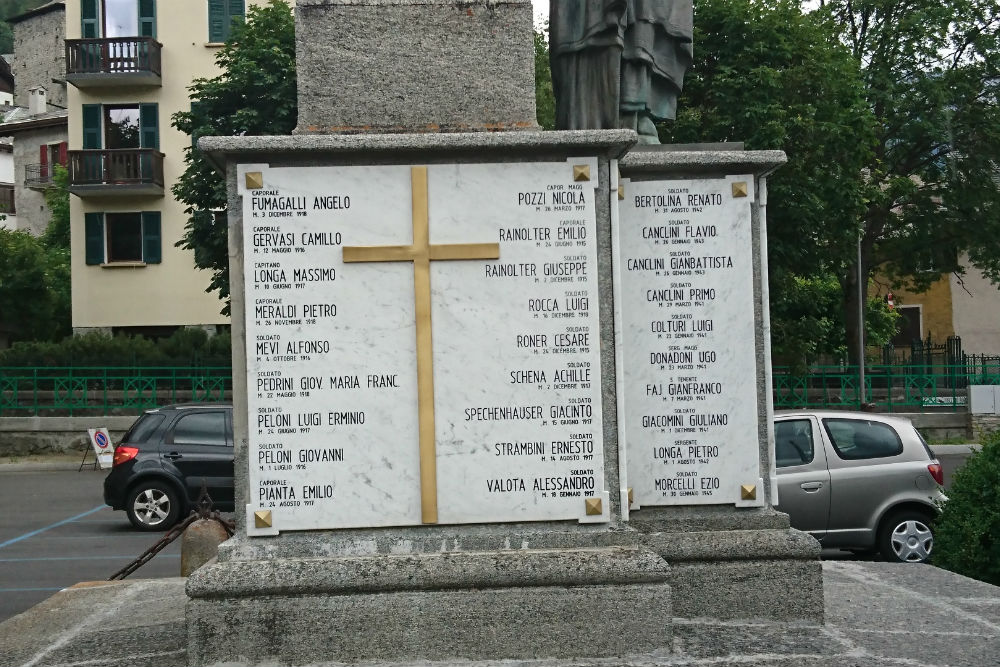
[241,160,609,534]
[615,176,762,507]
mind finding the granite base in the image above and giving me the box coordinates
[186,547,672,665]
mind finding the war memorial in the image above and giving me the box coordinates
[186,1,823,664]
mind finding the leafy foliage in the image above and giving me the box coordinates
[534,27,555,130]
[0,328,233,367]
[817,0,1000,358]
[659,0,876,365]
[0,227,69,342]
[934,432,1000,584]
[173,0,296,315]
[42,165,70,250]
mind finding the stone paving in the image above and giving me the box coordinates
[0,561,997,667]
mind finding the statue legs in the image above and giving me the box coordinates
[552,48,622,131]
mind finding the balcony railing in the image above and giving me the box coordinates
[24,163,54,189]
[68,149,165,197]
[0,185,14,214]
[65,37,162,88]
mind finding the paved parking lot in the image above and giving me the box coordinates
[0,469,181,623]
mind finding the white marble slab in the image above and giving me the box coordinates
[239,161,608,534]
[614,176,762,507]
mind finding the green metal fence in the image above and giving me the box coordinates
[773,362,1000,412]
[0,367,232,416]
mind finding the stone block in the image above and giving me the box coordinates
[186,547,673,664]
[294,0,538,133]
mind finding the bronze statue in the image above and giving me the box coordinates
[549,0,693,144]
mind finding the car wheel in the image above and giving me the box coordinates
[126,481,181,531]
[878,511,934,563]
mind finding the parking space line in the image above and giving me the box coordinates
[0,505,107,550]
[0,587,63,592]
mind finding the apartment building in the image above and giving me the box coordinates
[65,0,276,336]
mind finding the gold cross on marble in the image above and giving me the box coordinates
[342,166,500,524]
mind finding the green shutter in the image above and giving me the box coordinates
[228,0,245,27]
[81,0,100,38]
[82,104,102,149]
[85,213,105,265]
[208,0,226,42]
[138,0,156,38]
[142,212,161,263]
[139,104,158,149]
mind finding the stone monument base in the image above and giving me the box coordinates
[636,509,823,621]
[186,546,672,665]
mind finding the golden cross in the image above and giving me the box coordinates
[342,166,500,524]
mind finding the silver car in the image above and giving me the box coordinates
[774,410,946,563]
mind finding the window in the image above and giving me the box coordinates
[774,419,815,468]
[822,418,904,461]
[171,411,228,447]
[106,212,143,261]
[208,0,245,43]
[82,103,158,150]
[122,412,164,444]
[105,106,140,149]
[85,211,161,265]
[81,0,156,38]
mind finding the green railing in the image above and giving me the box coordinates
[774,363,1000,412]
[0,367,232,416]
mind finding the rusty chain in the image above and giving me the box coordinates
[108,482,235,581]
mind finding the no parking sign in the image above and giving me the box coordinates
[87,428,114,470]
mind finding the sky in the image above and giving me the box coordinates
[531,0,549,25]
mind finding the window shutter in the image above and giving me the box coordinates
[85,213,105,265]
[139,104,158,149]
[142,211,161,263]
[138,0,156,38]
[82,104,102,149]
[39,144,48,179]
[80,0,100,38]
[208,0,226,42]
[57,142,67,166]
[228,0,245,25]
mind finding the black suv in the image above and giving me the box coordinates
[104,404,235,530]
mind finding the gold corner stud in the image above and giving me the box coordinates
[740,484,757,501]
[254,509,272,528]
[573,165,591,182]
[585,498,603,516]
[245,172,264,190]
[618,184,625,200]
[731,181,748,198]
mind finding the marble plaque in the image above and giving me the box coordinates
[614,176,762,507]
[239,160,608,534]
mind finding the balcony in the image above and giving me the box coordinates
[24,164,55,189]
[68,149,164,197]
[0,185,14,214]
[65,37,162,88]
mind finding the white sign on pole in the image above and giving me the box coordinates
[87,428,114,470]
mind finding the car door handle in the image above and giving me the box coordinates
[163,452,183,461]
[800,482,824,492]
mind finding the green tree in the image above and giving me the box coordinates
[0,227,69,341]
[173,0,296,314]
[660,0,877,365]
[817,0,1000,362]
[534,26,555,130]
[42,165,70,250]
